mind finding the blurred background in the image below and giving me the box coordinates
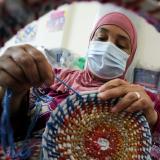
[1,0,160,96]
[1,1,160,159]
[0,0,58,47]
[0,0,160,47]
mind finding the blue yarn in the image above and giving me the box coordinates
[32,88,53,103]
[0,88,16,155]
[18,147,31,159]
[55,76,82,98]
[18,88,53,159]
[18,100,42,159]
[57,106,65,120]
[0,76,83,159]
[0,88,50,159]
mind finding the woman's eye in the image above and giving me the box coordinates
[96,37,107,41]
[117,44,126,50]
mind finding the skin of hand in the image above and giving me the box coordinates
[98,78,158,128]
[0,44,54,113]
[0,44,54,93]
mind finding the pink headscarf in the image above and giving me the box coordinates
[51,12,137,93]
[90,12,137,75]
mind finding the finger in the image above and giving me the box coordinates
[98,85,128,100]
[0,69,25,90]
[98,78,129,92]
[126,98,147,113]
[23,45,54,85]
[0,70,30,94]
[8,46,41,85]
[0,57,26,82]
[111,92,139,113]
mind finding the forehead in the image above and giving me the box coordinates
[95,24,131,42]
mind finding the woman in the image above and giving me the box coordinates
[0,12,159,158]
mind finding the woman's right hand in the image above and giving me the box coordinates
[0,44,54,95]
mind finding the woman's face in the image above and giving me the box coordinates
[92,24,132,55]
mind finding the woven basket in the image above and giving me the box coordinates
[42,92,152,160]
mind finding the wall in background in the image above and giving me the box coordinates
[61,2,100,56]
[1,2,160,74]
[62,2,160,73]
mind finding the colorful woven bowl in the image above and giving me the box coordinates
[42,92,152,160]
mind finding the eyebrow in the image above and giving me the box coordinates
[98,27,109,34]
[117,34,130,43]
[98,27,130,42]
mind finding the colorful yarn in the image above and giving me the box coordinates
[0,88,53,159]
[42,92,152,160]
[0,76,81,160]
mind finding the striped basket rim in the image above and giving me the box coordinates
[42,92,152,160]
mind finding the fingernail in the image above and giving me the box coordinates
[97,93,103,98]
[98,86,104,92]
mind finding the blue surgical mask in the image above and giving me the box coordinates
[87,41,129,79]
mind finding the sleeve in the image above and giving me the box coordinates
[146,90,160,159]
[153,104,160,133]
[146,90,160,132]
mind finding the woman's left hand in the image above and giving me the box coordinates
[98,78,158,128]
